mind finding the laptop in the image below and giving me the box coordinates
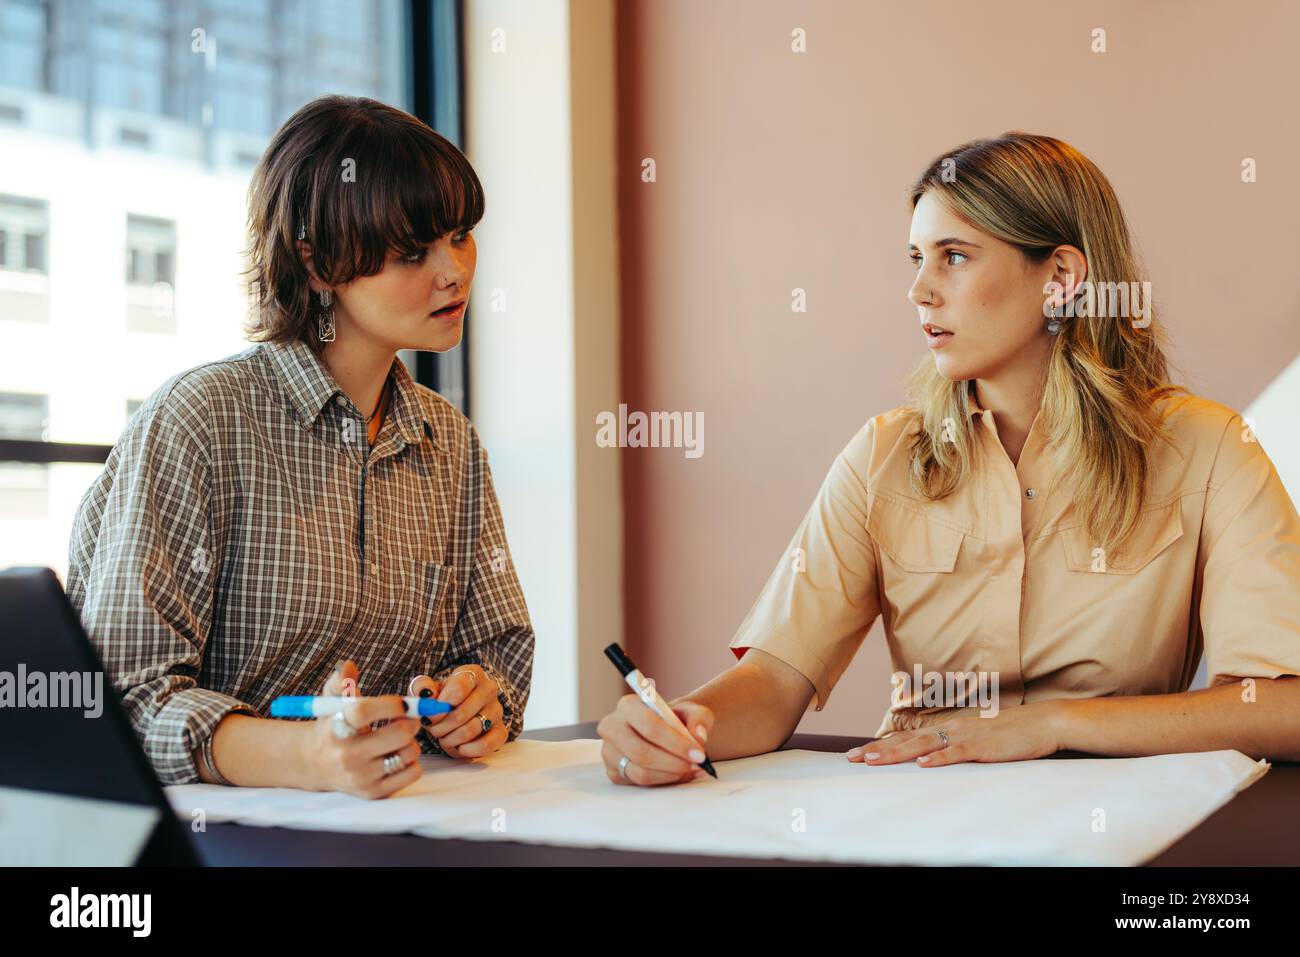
[0,566,201,865]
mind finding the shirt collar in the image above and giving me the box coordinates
[261,338,442,450]
[967,380,1051,471]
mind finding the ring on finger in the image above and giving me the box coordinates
[477,711,492,734]
[409,674,435,696]
[453,668,478,691]
[617,755,631,780]
[382,752,404,775]
[934,729,950,748]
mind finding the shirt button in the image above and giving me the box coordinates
[370,562,379,577]
[1025,488,1036,499]
[335,395,347,407]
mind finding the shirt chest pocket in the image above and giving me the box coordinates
[866,497,965,573]
[1058,501,1184,575]
[411,560,458,641]
[368,560,459,678]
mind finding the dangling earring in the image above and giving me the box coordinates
[1046,301,1062,336]
[317,288,335,342]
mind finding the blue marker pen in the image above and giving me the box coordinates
[269,695,454,718]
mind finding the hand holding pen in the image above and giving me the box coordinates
[279,659,430,800]
[596,643,717,786]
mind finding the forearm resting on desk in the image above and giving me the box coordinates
[669,648,815,761]
[191,713,312,788]
[1059,676,1300,762]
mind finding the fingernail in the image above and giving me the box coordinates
[865,752,879,760]
[421,717,431,726]
[418,688,433,698]
[917,756,930,763]
[696,724,708,742]
[689,749,705,763]
[846,747,863,758]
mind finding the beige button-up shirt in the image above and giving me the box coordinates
[68,339,534,784]
[729,385,1300,739]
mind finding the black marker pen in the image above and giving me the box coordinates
[604,642,717,779]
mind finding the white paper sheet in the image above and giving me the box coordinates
[164,739,1269,866]
[0,786,161,866]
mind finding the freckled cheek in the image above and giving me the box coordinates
[961,276,992,311]
[961,276,1011,326]
[377,273,434,313]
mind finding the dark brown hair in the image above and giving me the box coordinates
[243,94,485,354]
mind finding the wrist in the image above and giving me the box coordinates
[288,719,324,790]
[1047,698,1080,752]
[200,710,253,787]
[200,726,237,786]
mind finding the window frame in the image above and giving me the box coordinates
[407,0,471,417]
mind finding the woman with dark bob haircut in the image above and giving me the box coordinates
[67,95,535,798]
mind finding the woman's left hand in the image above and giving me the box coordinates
[846,700,1071,767]
[410,666,508,759]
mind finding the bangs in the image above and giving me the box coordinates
[303,107,485,281]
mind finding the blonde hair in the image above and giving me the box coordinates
[904,132,1189,559]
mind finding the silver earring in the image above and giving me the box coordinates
[1046,302,1062,336]
[317,288,335,342]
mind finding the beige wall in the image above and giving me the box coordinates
[615,0,1300,734]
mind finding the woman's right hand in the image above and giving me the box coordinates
[299,659,424,798]
[596,693,715,787]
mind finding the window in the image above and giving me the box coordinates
[0,392,50,520]
[125,214,177,334]
[0,0,44,91]
[0,193,49,274]
[0,0,469,580]
[0,194,50,323]
[125,215,176,287]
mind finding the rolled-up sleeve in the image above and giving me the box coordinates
[66,387,256,785]
[1198,417,1300,686]
[728,422,882,711]
[419,429,534,755]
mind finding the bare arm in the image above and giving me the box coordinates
[191,714,313,786]
[191,661,424,797]
[1058,676,1300,761]
[669,647,816,761]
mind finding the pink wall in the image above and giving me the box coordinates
[615,0,1300,734]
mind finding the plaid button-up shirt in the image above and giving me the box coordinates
[67,338,535,785]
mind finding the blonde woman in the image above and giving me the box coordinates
[597,131,1300,786]
[68,96,534,797]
